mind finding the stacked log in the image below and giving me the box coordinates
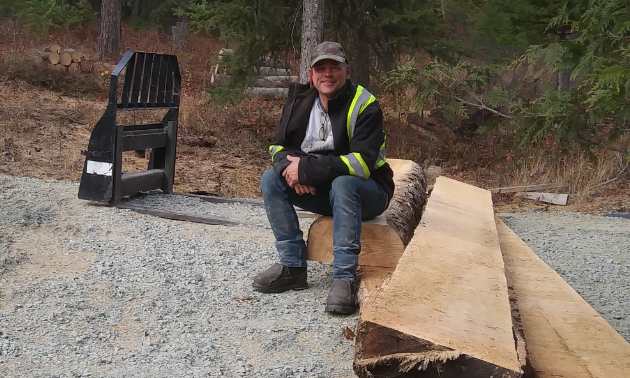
[37,43,92,73]
[210,48,293,99]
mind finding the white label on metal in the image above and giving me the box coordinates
[86,160,113,176]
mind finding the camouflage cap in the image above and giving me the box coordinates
[310,42,348,67]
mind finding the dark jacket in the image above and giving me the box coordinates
[269,80,395,202]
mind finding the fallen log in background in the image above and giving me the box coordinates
[211,74,297,88]
[247,87,289,99]
[497,218,630,378]
[354,177,522,378]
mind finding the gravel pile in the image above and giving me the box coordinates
[500,211,630,342]
[0,175,357,378]
[1,175,628,378]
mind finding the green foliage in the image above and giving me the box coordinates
[0,0,95,35]
[384,59,503,123]
[512,0,630,157]
[205,85,248,107]
[469,0,588,51]
[128,0,194,31]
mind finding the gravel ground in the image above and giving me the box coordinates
[1,175,628,378]
[500,211,630,342]
[0,175,357,378]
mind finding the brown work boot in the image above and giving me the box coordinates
[252,263,308,293]
[325,279,357,315]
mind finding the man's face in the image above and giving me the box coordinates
[312,59,350,99]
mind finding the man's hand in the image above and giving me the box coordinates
[294,184,317,195]
[283,155,300,187]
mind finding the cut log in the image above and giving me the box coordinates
[49,63,65,72]
[49,43,61,55]
[247,87,288,99]
[68,62,80,74]
[49,52,60,65]
[217,48,290,68]
[496,218,630,377]
[211,74,297,88]
[256,66,290,76]
[520,192,568,205]
[59,52,72,66]
[306,159,427,268]
[62,48,75,54]
[79,59,93,73]
[354,177,522,378]
[71,51,82,63]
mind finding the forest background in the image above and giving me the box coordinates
[0,0,628,214]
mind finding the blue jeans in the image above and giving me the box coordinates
[260,168,389,281]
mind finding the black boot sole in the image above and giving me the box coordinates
[252,282,309,293]
[325,304,356,315]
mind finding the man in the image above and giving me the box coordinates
[253,42,395,315]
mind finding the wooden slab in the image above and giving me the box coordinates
[354,176,522,378]
[306,159,427,268]
[520,192,568,205]
[496,217,630,378]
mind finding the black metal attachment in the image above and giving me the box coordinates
[78,51,181,205]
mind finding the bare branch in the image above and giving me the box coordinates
[589,162,630,191]
[454,96,512,119]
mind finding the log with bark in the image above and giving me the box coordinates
[306,159,426,270]
[247,87,289,99]
[353,176,522,378]
[211,74,297,88]
[217,48,290,69]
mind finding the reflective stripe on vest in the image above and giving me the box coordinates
[269,145,284,162]
[341,86,385,179]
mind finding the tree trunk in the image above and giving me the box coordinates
[557,31,580,91]
[97,0,122,61]
[89,0,102,13]
[132,0,141,19]
[172,15,190,52]
[343,0,371,87]
[299,0,325,84]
